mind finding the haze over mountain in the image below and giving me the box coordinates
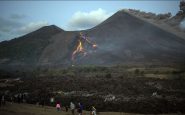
[0,10,185,70]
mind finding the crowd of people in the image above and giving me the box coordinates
[0,93,28,106]
[55,101,97,115]
[1,93,97,115]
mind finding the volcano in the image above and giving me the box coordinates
[0,11,185,70]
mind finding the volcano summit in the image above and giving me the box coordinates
[0,11,185,70]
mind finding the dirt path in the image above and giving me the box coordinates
[0,102,183,115]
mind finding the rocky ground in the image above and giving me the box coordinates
[0,65,185,114]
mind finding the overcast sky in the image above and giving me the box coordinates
[0,0,180,42]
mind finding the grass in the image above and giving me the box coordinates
[0,102,182,115]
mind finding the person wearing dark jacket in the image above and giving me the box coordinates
[77,102,83,115]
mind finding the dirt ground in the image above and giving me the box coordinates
[0,102,183,115]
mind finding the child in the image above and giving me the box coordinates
[56,102,61,111]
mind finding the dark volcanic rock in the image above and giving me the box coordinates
[0,25,64,70]
[1,11,185,70]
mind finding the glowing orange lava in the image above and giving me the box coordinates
[71,33,97,61]
[71,40,86,61]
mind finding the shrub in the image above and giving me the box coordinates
[105,73,112,79]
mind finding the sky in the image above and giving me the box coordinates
[0,0,181,42]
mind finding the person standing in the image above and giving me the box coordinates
[56,101,61,111]
[65,105,68,112]
[0,94,2,107]
[77,102,83,115]
[10,96,13,104]
[18,94,21,104]
[1,95,5,105]
[50,97,55,106]
[91,106,96,115]
[70,102,75,115]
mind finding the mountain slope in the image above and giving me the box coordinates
[0,11,185,70]
[81,11,185,65]
[38,11,185,66]
[0,25,63,69]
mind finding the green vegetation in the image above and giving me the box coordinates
[28,65,185,80]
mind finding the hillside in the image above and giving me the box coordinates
[0,11,185,70]
[123,9,185,39]
[0,25,63,70]
[39,11,185,67]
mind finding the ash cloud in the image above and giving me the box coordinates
[125,9,172,20]
[180,19,185,30]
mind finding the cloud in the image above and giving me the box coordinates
[67,8,112,30]
[0,31,17,42]
[16,21,49,34]
[0,18,49,42]
[10,14,27,20]
[0,17,22,32]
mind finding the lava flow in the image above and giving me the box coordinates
[71,32,97,61]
